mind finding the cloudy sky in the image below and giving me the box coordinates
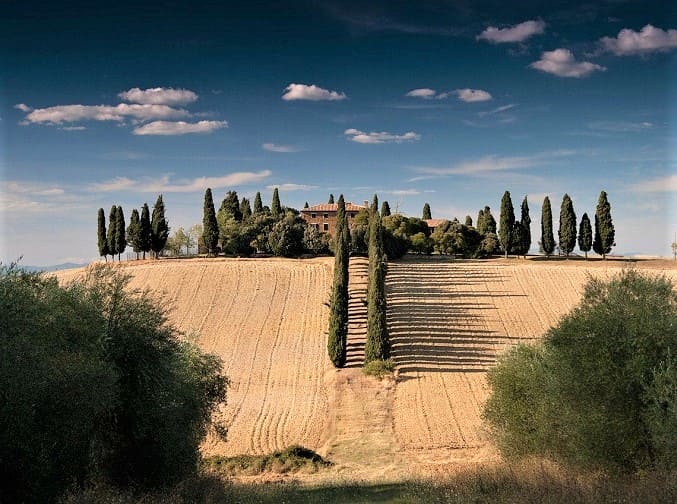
[1,0,675,264]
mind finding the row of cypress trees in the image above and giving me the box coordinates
[97,195,168,261]
[327,195,349,367]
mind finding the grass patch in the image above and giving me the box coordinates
[202,445,331,476]
[363,358,395,378]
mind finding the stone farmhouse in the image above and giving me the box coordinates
[300,201,368,236]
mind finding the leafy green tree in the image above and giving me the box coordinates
[578,213,593,260]
[558,194,577,257]
[253,191,264,214]
[365,196,389,363]
[328,195,349,367]
[115,206,126,261]
[476,208,486,234]
[97,208,110,261]
[240,197,252,221]
[465,215,473,227]
[202,188,219,256]
[219,191,242,222]
[303,225,330,255]
[139,203,152,260]
[593,190,615,259]
[107,205,118,261]
[271,187,282,218]
[380,200,391,217]
[541,196,555,256]
[411,232,432,254]
[422,202,432,220]
[151,195,169,258]
[126,208,141,259]
[483,270,677,472]
[328,193,335,204]
[499,191,515,258]
[484,206,497,234]
[268,214,306,257]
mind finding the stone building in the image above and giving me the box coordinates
[300,201,367,236]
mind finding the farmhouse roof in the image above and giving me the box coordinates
[424,218,446,228]
[302,202,367,213]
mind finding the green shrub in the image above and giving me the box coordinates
[363,358,395,378]
[484,269,677,472]
[203,446,331,476]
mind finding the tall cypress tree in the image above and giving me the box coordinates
[139,203,152,260]
[328,194,335,204]
[541,196,555,256]
[97,208,109,261]
[115,206,126,261]
[499,191,515,258]
[202,188,219,256]
[465,215,473,227]
[126,208,140,259]
[593,190,615,259]
[107,205,118,261]
[558,193,577,257]
[151,194,169,258]
[520,196,531,257]
[484,206,497,234]
[304,201,309,209]
[240,197,252,220]
[365,195,389,363]
[422,203,432,220]
[328,195,349,367]
[477,209,486,235]
[380,200,391,217]
[219,191,242,221]
[253,192,263,214]
[271,187,282,218]
[578,213,593,260]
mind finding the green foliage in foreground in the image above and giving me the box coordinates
[483,269,677,472]
[0,265,228,502]
[204,446,332,477]
[362,358,395,378]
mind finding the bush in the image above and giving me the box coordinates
[0,265,228,502]
[363,358,395,378]
[203,446,331,476]
[483,270,677,472]
[268,213,307,257]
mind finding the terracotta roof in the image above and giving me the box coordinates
[301,202,367,213]
[424,218,446,228]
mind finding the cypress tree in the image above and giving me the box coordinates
[253,192,263,214]
[304,201,309,209]
[202,188,219,256]
[126,208,140,259]
[97,208,109,261]
[380,200,391,217]
[139,203,152,260]
[114,206,126,261]
[271,187,282,218]
[365,195,389,363]
[593,190,615,259]
[240,197,252,220]
[578,213,593,260]
[477,209,486,235]
[220,191,242,221]
[151,194,169,259]
[328,194,335,204]
[499,191,515,258]
[107,205,118,261]
[328,195,349,367]
[422,203,432,220]
[541,196,555,256]
[558,194,577,258]
[520,196,531,257]
[484,206,497,234]
[511,221,525,257]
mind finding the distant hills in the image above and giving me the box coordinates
[21,262,89,273]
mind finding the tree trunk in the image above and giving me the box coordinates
[584,251,588,260]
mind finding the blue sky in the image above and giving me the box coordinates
[1,0,675,264]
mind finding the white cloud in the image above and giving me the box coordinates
[0,181,75,213]
[478,104,516,117]
[21,103,190,125]
[632,175,677,193]
[454,88,492,102]
[530,49,606,78]
[118,87,198,106]
[91,170,272,193]
[381,189,420,195]
[477,20,546,43]
[132,120,227,136]
[262,143,301,153]
[282,83,347,101]
[405,88,437,99]
[14,103,32,112]
[600,24,677,56]
[344,128,421,144]
[588,121,653,132]
[60,126,86,131]
[266,183,317,191]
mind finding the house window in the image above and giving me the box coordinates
[311,213,316,218]
[323,223,329,231]
[350,213,355,218]
[323,213,329,218]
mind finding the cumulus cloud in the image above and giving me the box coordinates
[632,175,677,193]
[20,103,190,125]
[405,88,438,99]
[530,49,606,78]
[454,88,492,102]
[266,183,317,191]
[600,24,677,56]
[92,170,272,193]
[118,87,198,106]
[14,103,32,112]
[132,120,228,135]
[262,143,301,153]
[344,128,421,144]
[282,83,347,101]
[477,20,546,43]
